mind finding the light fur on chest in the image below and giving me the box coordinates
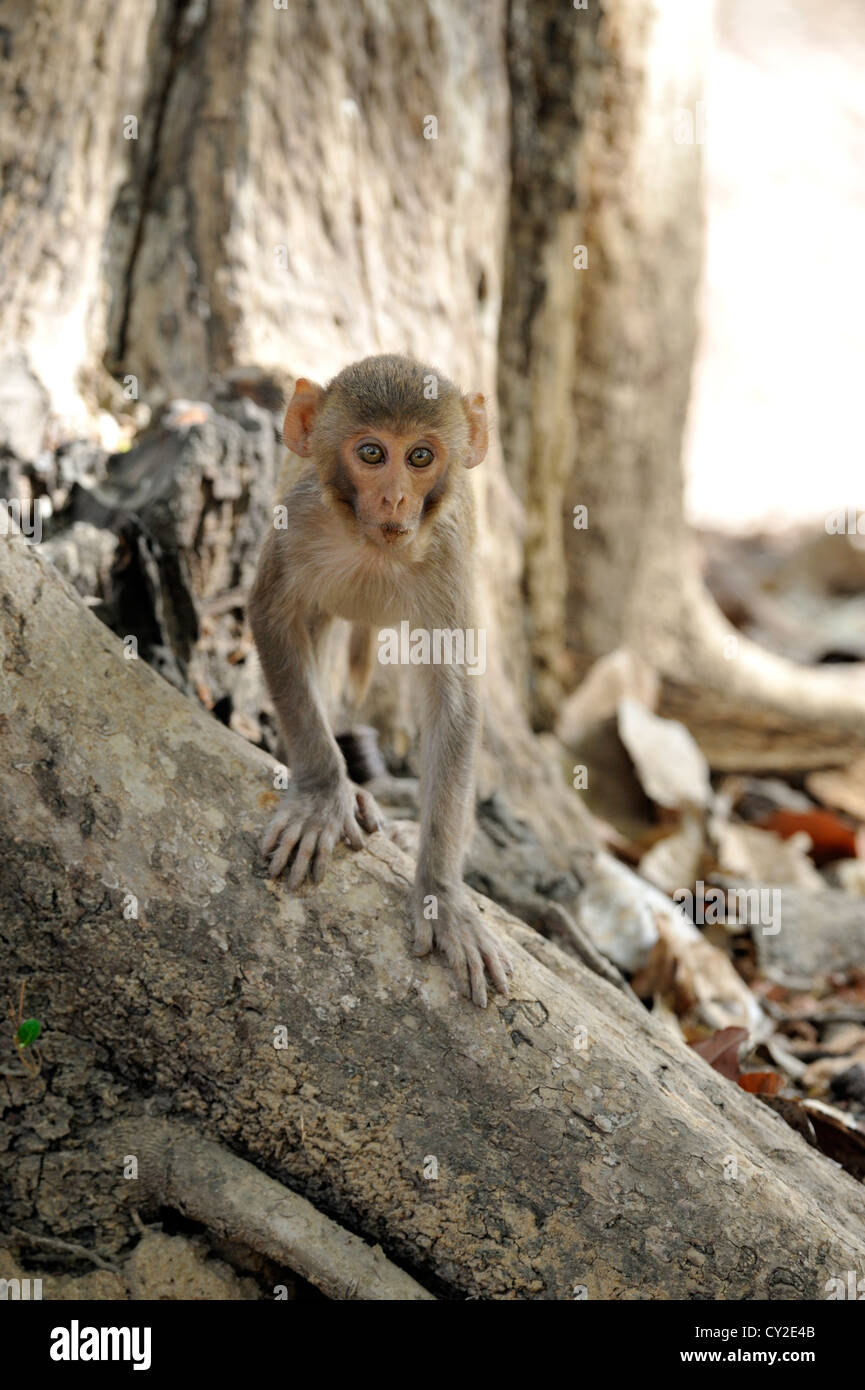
[305,528,419,625]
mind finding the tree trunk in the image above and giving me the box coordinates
[3,537,865,1300]
[497,0,711,724]
[497,0,865,754]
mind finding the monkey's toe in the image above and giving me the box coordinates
[412,918,434,957]
[353,787,383,835]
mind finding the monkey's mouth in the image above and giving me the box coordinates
[378,523,412,544]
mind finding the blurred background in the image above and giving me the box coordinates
[687,0,865,532]
[687,0,865,680]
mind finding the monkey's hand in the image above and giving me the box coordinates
[412,883,513,1008]
[262,778,383,889]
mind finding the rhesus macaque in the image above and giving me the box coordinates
[248,354,512,1006]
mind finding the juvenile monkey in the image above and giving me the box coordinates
[248,354,512,1006]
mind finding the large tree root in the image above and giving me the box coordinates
[3,537,865,1299]
[654,583,865,771]
[105,1121,434,1300]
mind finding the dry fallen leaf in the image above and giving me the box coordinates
[617,698,711,811]
[757,807,859,864]
[638,813,704,896]
[574,851,659,973]
[555,649,659,745]
[630,888,767,1037]
[710,819,824,889]
[738,1070,785,1095]
[801,1099,865,1181]
[689,1026,747,1080]
[689,1028,784,1094]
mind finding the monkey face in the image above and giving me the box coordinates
[331,428,451,548]
[282,359,489,553]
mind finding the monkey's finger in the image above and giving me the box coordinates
[268,821,304,878]
[465,942,488,1009]
[354,789,382,834]
[342,815,365,851]
[480,942,511,999]
[288,829,319,890]
[310,854,326,885]
[262,811,296,857]
[477,922,513,987]
[311,825,340,884]
[442,935,472,1001]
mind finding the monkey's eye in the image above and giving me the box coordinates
[357,442,384,465]
[408,446,434,468]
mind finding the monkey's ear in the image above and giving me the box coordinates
[463,393,488,469]
[283,378,325,456]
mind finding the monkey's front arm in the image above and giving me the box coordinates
[248,601,385,889]
[410,663,513,1007]
[251,604,510,1004]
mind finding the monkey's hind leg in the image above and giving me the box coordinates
[346,623,375,712]
[335,625,385,781]
[337,626,419,852]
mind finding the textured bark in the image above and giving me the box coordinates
[0,0,158,438]
[496,0,602,720]
[3,538,865,1300]
[0,0,510,405]
[497,0,711,723]
[63,395,284,727]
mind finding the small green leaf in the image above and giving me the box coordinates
[16,1018,41,1048]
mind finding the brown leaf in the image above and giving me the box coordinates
[757,808,858,864]
[689,1026,748,1081]
[758,1095,819,1147]
[738,1070,784,1095]
[802,1100,865,1181]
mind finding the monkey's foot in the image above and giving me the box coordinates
[384,819,418,856]
[262,779,384,889]
[412,884,513,1008]
[365,773,421,812]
